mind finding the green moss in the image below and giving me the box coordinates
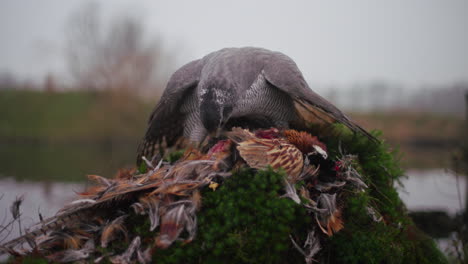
[10,256,49,264]
[320,125,448,264]
[325,125,406,220]
[138,161,148,174]
[165,149,185,164]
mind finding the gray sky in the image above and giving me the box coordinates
[0,0,467,88]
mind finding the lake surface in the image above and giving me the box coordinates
[399,168,466,215]
[0,142,137,182]
[0,143,466,256]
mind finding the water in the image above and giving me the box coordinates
[0,142,137,182]
[0,178,83,235]
[399,169,466,215]
[0,142,136,252]
[399,168,466,254]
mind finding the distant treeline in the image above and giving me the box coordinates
[314,82,467,117]
[2,74,466,118]
[0,88,462,146]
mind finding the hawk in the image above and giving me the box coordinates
[138,47,375,163]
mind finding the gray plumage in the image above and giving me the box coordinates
[138,47,375,163]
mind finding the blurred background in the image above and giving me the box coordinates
[0,0,466,258]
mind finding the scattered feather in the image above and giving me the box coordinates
[314,181,346,192]
[46,248,91,263]
[290,229,321,264]
[46,240,94,263]
[191,190,202,210]
[130,202,146,216]
[10,195,24,220]
[281,179,301,204]
[142,156,155,170]
[366,206,383,222]
[101,215,128,248]
[94,252,113,263]
[315,194,344,236]
[336,155,368,190]
[139,196,160,231]
[109,236,141,264]
[137,246,152,264]
[88,174,114,187]
[156,205,186,248]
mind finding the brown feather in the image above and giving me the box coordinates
[101,215,128,248]
[228,128,303,180]
[156,205,186,249]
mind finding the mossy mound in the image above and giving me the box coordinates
[6,127,448,264]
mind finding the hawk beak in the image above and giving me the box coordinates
[215,127,223,138]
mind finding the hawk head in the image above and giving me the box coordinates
[199,84,234,137]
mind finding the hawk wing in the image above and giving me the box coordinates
[263,52,376,141]
[137,59,203,164]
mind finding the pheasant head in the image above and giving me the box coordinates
[283,130,327,159]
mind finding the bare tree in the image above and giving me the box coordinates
[0,72,17,90]
[65,2,170,95]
